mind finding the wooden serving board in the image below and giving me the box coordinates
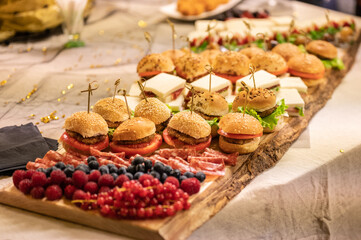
[0,34,360,240]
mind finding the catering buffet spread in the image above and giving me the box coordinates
[0,13,360,240]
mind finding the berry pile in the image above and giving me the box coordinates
[12,155,205,219]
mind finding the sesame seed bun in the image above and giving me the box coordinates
[175,54,209,82]
[219,135,261,154]
[64,111,108,138]
[137,53,175,75]
[250,52,288,75]
[288,54,325,74]
[199,49,221,66]
[168,111,211,139]
[189,91,229,117]
[93,97,129,126]
[271,43,302,61]
[306,40,337,59]
[161,49,185,63]
[134,97,171,125]
[213,51,250,76]
[218,113,263,135]
[112,117,155,141]
[239,47,265,59]
[232,88,276,112]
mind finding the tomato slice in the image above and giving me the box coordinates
[162,128,212,151]
[288,68,324,79]
[268,66,288,76]
[59,132,109,152]
[110,134,163,156]
[138,71,163,77]
[217,129,262,139]
[214,73,244,84]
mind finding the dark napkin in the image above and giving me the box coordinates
[0,123,58,174]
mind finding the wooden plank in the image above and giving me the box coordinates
[0,34,360,240]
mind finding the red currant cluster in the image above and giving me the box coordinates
[72,174,191,219]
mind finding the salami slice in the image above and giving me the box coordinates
[158,148,197,160]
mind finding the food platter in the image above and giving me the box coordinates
[160,0,243,21]
[0,30,360,239]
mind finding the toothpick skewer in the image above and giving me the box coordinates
[80,81,98,113]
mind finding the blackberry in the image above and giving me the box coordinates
[110,173,119,180]
[134,172,144,180]
[150,171,160,180]
[44,167,52,177]
[125,172,133,180]
[87,156,97,164]
[132,156,144,166]
[195,171,206,182]
[127,165,136,175]
[184,171,194,178]
[55,162,66,170]
[64,167,74,178]
[144,159,153,171]
[117,167,127,175]
[99,165,109,175]
[170,169,181,179]
[135,164,145,173]
[164,165,172,175]
[153,162,165,174]
[108,165,118,174]
[88,160,99,170]
[76,164,89,174]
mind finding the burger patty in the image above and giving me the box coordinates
[115,133,155,145]
[221,136,255,145]
[257,105,278,118]
[167,127,209,145]
[156,115,172,133]
[66,130,106,145]
[194,110,220,121]
[106,120,123,128]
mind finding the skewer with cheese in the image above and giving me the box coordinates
[276,88,305,117]
[236,70,279,92]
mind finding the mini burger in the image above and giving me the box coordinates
[218,113,263,154]
[134,97,172,133]
[188,91,229,137]
[59,111,109,155]
[250,52,288,76]
[287,53,325,87]
[110,117,162,156]
[161,49,185,63]
[213,51,250,84]
[199,49,221,67]
[271,43,302,61]
[305,40,344,70]
[137,53,175,79]
[239,47,265,59]
[163,111,211,151]
[93,97,129,128]
[232,88,287,132]
[174,54,209,82]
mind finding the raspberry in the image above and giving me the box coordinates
[50,170,66,185]
[19,179,32,194]
[88,170,101,182]
[114,175,130,187]
[45,185,63,201]
[62,177,73,188]
[72,170,88,189]
[24,170,36,180]
[31,171,47,187]
[84,181,98,194]
[99,186,111,193]
[164,176,180,188]
[98,174,114,187]
[138,174,153,184]
[72,189,87,200]
[30,186,45,199]
[12,170,26,188]
[180,178,201,195]
[64,185,77,199]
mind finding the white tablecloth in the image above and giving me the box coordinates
[1,1,361,239]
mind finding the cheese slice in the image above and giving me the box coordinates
[128,82,142,97]
[167,94,184,112]
[270,16,293,26]
[280,77,308,93]
[144,73,186,103]
[195,20,225,32]
[115,95,141,112]
[225,19,249,33]
[187,31,209,46]
[191,74,231,97]
[236,70,279,91]
[276,88,305,117]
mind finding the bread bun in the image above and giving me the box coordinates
[189,91,229,117]
[137,53,175,75]
[134,97,171,125]
[239,47,265,59]
[168,111,211,139]
[306,40,337,59]
[272,43,302,61]
[219,113,263,135]
[288,54,325,74]
[219,135,260,154]
[250,52,288,75]
[213,51,250,76]
[93,97,129,124]
[302,77,326,87]
[175,54,209,82]
[64,111,108,138]
[112,117,155,141]
[161,49,185,63]
[199,49,221,66]
[232,88,276,112]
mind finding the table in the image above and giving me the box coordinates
[1,1,361,239]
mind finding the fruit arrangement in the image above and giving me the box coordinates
[13,155,205,219]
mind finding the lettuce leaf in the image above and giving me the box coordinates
[276,33,286,43]
[206,118,219,127]
[166,104,180,114]
[238,99,288,130]
[295,106,304,116]
[228,102,233,112]
[321,58,345,70]
[108,127,116,137]
[298,44,307,53]
[191,40,209,53]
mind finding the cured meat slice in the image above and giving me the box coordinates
[203,148,238,166]
[151,155,170,165]
[26,161,47,170]
[189,158,225,176]
[188,156,225,165]
[158,148,197,160]
[168,157,196,174]
[43,150,63,163]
